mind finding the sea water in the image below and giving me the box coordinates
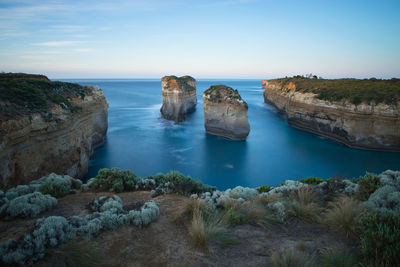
[61,79,400,190]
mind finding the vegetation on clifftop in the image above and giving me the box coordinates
[270,75,400,105]
[204,85,244,104]
[0,72,88,117]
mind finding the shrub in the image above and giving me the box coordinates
[0,196,160,266]
[153,171,216,195]
[323,196,365,238]
[88,195,123,212]
[319,250,360,267]
[355,172,381,201]
[366,170,400,213]
[360,211,400,266]
[91,168,139,192]
[0,216,72,266]
[257,185,271,193]
[299,177,324,185]
[39,180,69,198]
[0,192,57,220]
[269,249,314,267]
[267,180,306,196]
[225,206,247,226]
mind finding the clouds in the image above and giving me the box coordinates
[34,41,87,47]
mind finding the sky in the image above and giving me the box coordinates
[0,0,399,79]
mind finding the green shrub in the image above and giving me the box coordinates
[360,211,400,266]
[225,207,248,226]
[272,77,400,105]
[257,185,271,193]
[152,171,216,195]
[40,180,70,198]
[319,250,360,267]
[355,172,381,201]
[299,177,324,185]
[91,168,139,192]
[0,74,88,117]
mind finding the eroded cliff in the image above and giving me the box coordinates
[0,74,108,188]
[160,75,197,122]
[203,85,250,140]
[262,79,400,151]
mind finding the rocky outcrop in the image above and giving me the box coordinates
[262,80,400,151]
[160,75,197,122]
[203,85,250,140]
[0,76,108,188]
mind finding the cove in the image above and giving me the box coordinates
[61,79,400,190]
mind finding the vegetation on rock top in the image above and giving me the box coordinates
[0,72,89,117]
[204,84,245,104]
[269,75,400,105]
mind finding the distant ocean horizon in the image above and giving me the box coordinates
[61,78,400,190]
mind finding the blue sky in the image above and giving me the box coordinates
[0,0,399,78]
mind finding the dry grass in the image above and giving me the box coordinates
[289,186,320,205]
[189,206,236,251]
[238,198,282,228]
[323,195,365,238]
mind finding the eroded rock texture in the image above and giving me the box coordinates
[0,75,108,188]
[160,75,197,122]
[203,85,250,140]
[262,80,400,151]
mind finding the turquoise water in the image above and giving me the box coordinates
[62,79,400,190]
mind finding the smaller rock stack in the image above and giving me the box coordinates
[160,75,197,122]
[203,85,250,140]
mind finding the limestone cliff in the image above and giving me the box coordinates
[160,75,197,122]
[262,79,400,151]
[203,85,250,140]
[0,74,108,188]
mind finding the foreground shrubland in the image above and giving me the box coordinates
[0,168,399,266]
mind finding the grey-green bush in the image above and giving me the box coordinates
[0,192,57,220]
[366,170,400,213]
[88,195,123,212]
[0,197,160,266]
[0,216,72,266]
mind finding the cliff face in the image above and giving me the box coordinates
[262,80,400,151]
[203,85,250,140]
[0,77,108,188]
[160,75,197,122]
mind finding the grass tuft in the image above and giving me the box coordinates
[323,196,365,238]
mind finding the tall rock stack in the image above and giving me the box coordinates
[203,85,250,140]
[160,75,197,123]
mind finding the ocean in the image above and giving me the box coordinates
[61,79,400,190]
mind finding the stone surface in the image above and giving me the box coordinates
[0,84,108,188]
[203,85,250,140]
[262,80,400,151]
[160,75,197,122]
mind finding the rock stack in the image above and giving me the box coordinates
[203,85,250,140]
[160,75,197,122]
